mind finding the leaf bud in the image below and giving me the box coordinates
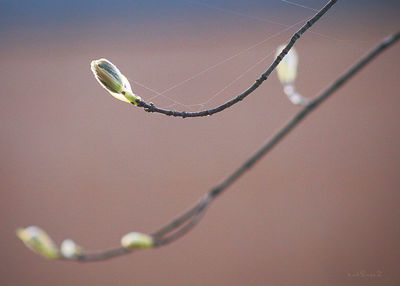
[121,232,154,250]
[16,226,60,259]
[91,58,141,105]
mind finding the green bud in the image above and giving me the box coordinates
[275,45,298,85]
[91,58,142,105]
[121,232,154,250]
[16,226,60,259]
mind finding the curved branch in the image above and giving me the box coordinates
[69,31,399,262]
[134,0,338,118]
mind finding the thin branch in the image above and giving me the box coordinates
[135,0,338,118]
[154,203,208,247]
[71,31,399,262]
[152,194,211,239]
[73,247,131,261]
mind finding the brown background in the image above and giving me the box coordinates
[1,1,399,285]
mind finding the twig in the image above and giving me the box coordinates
[135,0,338,118]
[72,31,399,262]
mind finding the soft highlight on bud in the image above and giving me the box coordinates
[275,45,309,106]
[121,232,154,250]
[60,239,82,258]
[16,226,60,259]
[283,84,308,105]
[275,45,298,85]
[91,58,141,105]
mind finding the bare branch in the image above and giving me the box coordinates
[135,0,338,118]
[69,31,399,262]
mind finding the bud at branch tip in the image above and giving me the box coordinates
[91,58,141,106]
[16,226,60,259]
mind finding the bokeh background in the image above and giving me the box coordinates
[1,0,399,285]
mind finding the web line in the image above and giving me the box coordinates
[280,0,319,11]
[142,18,306,107]
[131,0,350,111]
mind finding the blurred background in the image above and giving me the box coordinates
[1,0,399,285]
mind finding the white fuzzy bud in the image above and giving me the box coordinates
[60,239,82,258]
